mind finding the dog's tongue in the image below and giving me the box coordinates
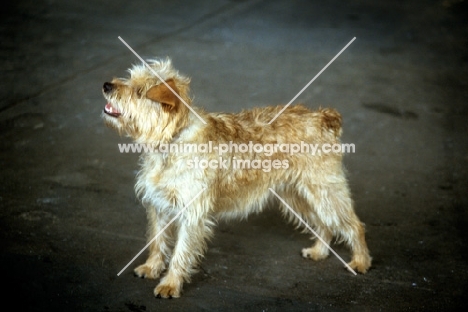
[105,103,121,116]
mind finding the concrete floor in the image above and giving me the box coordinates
[1,0,467,310]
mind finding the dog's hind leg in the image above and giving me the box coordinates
[299,181,372,273]
[276,188,333,261]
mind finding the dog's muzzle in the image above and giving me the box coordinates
[102,82,121,117]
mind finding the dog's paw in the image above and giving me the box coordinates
[347,254,372,274]
[154,281,182,299]
[134,263,164,279]
[302,247,329,261]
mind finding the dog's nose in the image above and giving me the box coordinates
[103,82,113,93]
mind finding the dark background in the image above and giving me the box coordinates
[1,0,467,310]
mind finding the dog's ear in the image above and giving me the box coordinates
[146,79,180,110]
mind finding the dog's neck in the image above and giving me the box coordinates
[171,108,208,144]
[133,106,207,148]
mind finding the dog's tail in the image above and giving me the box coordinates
[320,108,342,137]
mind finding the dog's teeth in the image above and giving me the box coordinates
[105,103,115,114]
[104,103,121,116]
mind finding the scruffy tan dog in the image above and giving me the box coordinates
[102,58,371,298]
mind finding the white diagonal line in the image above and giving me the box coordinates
[268,188,357,275]
[117,36,207,125]
[117,188,206,276]
[268,37,356,124]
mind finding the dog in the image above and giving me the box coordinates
[102,58,371,298]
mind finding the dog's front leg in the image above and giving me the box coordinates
[154,214,213,298]
[134,207,174,279]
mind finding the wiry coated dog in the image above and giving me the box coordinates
[102,58,371,298]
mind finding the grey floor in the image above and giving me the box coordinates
[1,0,467,311]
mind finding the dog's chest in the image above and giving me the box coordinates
[135,153,198,212]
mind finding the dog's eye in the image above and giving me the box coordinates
[135,88,144,98]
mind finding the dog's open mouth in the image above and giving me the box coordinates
[104,103,121,117]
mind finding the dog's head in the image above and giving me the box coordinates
[102,58,191,143]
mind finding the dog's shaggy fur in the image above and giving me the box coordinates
[102,58,371,298]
